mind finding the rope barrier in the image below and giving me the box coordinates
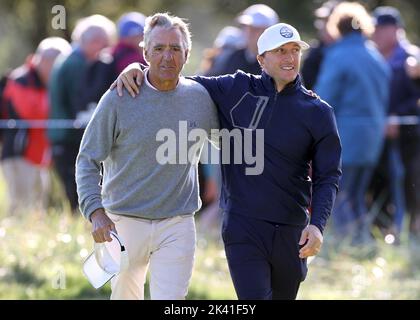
[0,119,87,129]
[0,116,417,129]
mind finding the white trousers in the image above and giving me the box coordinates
[108,213,196,300]
[1,158,50,214]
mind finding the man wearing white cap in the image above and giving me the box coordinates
[213,4,279,75]
[113,22,341,299]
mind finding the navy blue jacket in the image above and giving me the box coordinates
[190,71,342,233]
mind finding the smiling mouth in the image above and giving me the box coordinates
[280,66,294,71]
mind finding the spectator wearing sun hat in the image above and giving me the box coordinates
[212,4,279,76]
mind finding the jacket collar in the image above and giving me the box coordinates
[336,31,365,46]
[261,71,302,95]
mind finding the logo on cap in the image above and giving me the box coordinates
[280,26,293,38]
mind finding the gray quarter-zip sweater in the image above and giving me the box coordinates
[76,76,220,221]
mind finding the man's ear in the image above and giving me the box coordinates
[256,54,264,68]
[184,49,189,62]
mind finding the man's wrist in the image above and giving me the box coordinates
[309,223,323,235]
[90,208,106,222]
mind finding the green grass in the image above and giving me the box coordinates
[298,234,420,299]
[0,174,419,299]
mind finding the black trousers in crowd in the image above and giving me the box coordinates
[52,143,80,212]
[400,132,420,234]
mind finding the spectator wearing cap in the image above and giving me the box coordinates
[113,12,147,74]
[211,4,279,75]
[113,22,342,300]
[315,2,391,244]
[301,0,338,89]
[371,6,420,240]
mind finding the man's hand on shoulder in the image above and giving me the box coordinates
[110,62,144,98]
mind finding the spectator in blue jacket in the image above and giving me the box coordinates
[315,2,391,244]
[112,22,342,300]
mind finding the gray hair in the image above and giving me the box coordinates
[35,37,72,57]
[143,13,192,57]
[32,37,72,66]
[72,14,116,45]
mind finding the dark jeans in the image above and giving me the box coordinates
[387,141,406,233]
[52,143,80,212]
[333,165,374,240]
[400,135,420,234]
[221,212,307,300]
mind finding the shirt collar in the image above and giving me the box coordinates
[144,69,180,91]
[261,71,302,94]
[144,69,159,91]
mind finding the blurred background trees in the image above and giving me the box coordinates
[0,0,419,75]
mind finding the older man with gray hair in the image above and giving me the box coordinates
[48,15,115,212]
[76,13,219,299]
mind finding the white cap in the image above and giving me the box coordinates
[237,4,279,28]
[257,23,310,55]
[82,232,129,289]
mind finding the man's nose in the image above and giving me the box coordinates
[284,53,294,63]
[162,49,173,60]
